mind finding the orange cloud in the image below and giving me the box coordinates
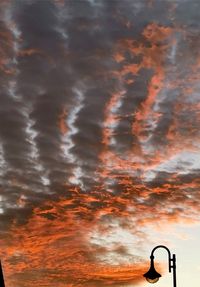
[58,107,68,135]
[0,194,149,287]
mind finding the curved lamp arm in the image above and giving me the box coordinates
[151,245,176,274]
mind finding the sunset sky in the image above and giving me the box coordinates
[0,0,200,286]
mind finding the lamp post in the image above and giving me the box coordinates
[0,260,5,287]
[143,245,177,287]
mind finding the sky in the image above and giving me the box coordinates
[0,0,200,286]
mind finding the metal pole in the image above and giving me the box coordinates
[0,261,5,287]
[172,254,176,287]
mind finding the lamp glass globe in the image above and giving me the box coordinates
[146,277,159,284]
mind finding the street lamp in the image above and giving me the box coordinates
[0,260,5,287]
[143,245,177,287]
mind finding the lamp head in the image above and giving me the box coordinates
[143,256,161,284]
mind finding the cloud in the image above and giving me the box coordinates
[0,196,149,287]
[0,0,200,286]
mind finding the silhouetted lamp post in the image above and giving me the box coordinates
[0,260,5,287]
[143,245,176,287]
